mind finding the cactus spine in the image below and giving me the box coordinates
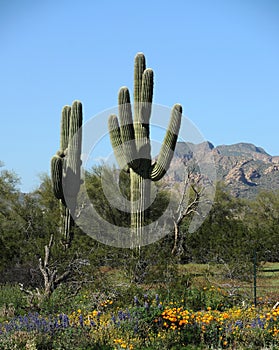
[108,53,182,246]
[51,101,83,248]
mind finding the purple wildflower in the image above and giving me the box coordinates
[79,314,84,327]
[144,301,150,311]
[134,296,139,306]
[155,294,159,302]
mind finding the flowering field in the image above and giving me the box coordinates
[1,285,279,350]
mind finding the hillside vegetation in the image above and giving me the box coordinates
[1,151,279,349]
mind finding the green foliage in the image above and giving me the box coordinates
[84,166,130,227]
[0,284,28,322]
[184,285,242,311]
[0,169,54,283]
[180,183,255,279]
[245,190,279,262]
[1,281,279,350]
[0,166,23,271]
[82,165,174,283]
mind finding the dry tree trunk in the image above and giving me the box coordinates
[39,234,71,298]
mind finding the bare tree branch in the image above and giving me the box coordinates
[172,166,202,255]
[38,234,72,298]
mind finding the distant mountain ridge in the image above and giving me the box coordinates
[215,143,269,156]
[169,141,279,199]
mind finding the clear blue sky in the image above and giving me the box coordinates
[0,0,278,192]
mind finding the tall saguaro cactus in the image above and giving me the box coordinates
[108,53,182,246]
[51,101,83,248]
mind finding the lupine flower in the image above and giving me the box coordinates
[134,320,139,334]
[134,296,139,306]
[155,294,159,304]
[235,320,243,329]
[61,314,70,328]
[144,301,150,311]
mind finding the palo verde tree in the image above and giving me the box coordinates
[108,53,182,247]
[0,165,23,273]
[51,101,83,248]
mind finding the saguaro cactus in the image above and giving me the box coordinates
[108,53,182,245]
[51,101,83,248]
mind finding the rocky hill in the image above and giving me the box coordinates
[169,141,279,199]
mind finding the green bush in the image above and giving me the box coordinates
[0,284,28,321]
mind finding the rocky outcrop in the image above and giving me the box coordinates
[169,142,279,199]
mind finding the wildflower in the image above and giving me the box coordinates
[79,314,84,327]
[144,301,150,311]
[134,320,139,334]
[61,314,69,328]
[134,296,139,306]
[235,320,243,329]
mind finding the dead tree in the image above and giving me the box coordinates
[171,170,202,255]
[39,234,71,298]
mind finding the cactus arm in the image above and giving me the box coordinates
[118,87,134,142]
[118,87,139,169]
[108,114,129,171]
[68,101,82,171]
[132,55,154,176]
[64,101,82,213]
[133,68,154,166]
[140,68,154,125]
[60,106,71,153]
[67,101,82,187]
[150,104,182,181]
[134,53,146,123]
[51,155,64,201]
[134,53,146,102]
